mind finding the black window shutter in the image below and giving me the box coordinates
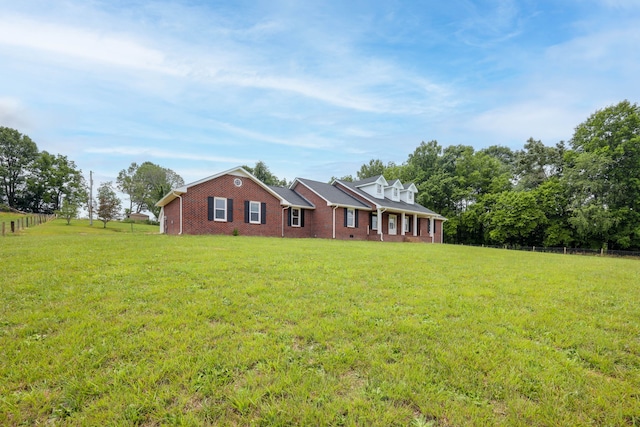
[418,218,421,234]
[207,197,214,221]
[300,209,305,227]
[244,201,249,223]
[288,208,292,226]
[261,203,267,224]
[227,199,233,222]
[344,208,348,227]
[434,220,437,233]
[407,216,411,232]
[355,209,359,228]
[369,212,373,227]
[427,219,431,233]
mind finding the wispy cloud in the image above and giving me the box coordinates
[0,15,185,75]
[85,146,252,165]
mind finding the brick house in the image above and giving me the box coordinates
[156,166,445,242]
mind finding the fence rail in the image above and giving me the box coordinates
[460,244,640,259]
[1,214,56,236]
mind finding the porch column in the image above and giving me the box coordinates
[401,212,406,236]
[413,215,418,237]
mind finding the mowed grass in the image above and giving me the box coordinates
[1,220,639,426]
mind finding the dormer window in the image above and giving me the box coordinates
[393,188,398,198]
[376,184,382,194]
[408,192,413,202]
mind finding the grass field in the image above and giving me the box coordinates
[1,219,639,426]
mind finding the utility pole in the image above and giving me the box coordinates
[89,171,94,226]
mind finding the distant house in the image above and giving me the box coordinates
[126,212,149,221]
[156,166,445,242]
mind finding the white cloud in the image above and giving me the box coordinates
[84,146,252,164]
[468,102,585,144]
[0,97,31,129]
[0,15,185,75]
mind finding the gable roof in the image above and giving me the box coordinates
[156,166,288,208]
[268,186,315,209]
[337,179,445,218]
[293,178,370,209]
[353,175,388,187]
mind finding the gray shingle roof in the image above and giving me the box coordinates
[296,178,370,209]
[353,175,380,186]
[338,180,441,217]
[268,186,315,208]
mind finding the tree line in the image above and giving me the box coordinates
[0,126,184,227]
[348,100,640,250]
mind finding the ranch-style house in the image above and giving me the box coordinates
[156,166,446,243]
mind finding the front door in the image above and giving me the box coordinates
[388,214,397,235]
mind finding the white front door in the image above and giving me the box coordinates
[388,214,397,235]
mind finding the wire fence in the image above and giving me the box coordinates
[459,244,640,259]
[1,214,55,236]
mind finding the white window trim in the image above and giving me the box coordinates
[249,201,261,224]
[371,214,378,230]
[214,197,227,222]
[346,208,355,228]
[404,217,410,233]
[291,208,301,227]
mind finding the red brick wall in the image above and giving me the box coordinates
[291,182,374,240]
[281,207,314,238]
[163,174,285,236]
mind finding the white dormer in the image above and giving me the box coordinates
[357,176,388,200]
[400,183,418,204]
[385,179,403,202]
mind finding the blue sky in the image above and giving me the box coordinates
[1,0,639,187]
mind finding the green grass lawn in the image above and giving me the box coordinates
[1,220,639,426]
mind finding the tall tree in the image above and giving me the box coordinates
[116,162,184,218]
[0,126,38,208]
[20,152,85,213]
[486,190,547,246]
[356,159,386,180]
[136,162,185,219]
[565,100,640,249]
[515,138,565,190]
[116,162,140,213]
[97,182,122,228]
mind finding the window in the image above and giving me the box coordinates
[376,184,382,194]
[249,201,260,224]
[404,217,410,233]
[371,214,378,230]
[291,208,300,227]
[346,208,355,227]
[408,192,413,202]
[214,197,227,221]
[393,188,399,198]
